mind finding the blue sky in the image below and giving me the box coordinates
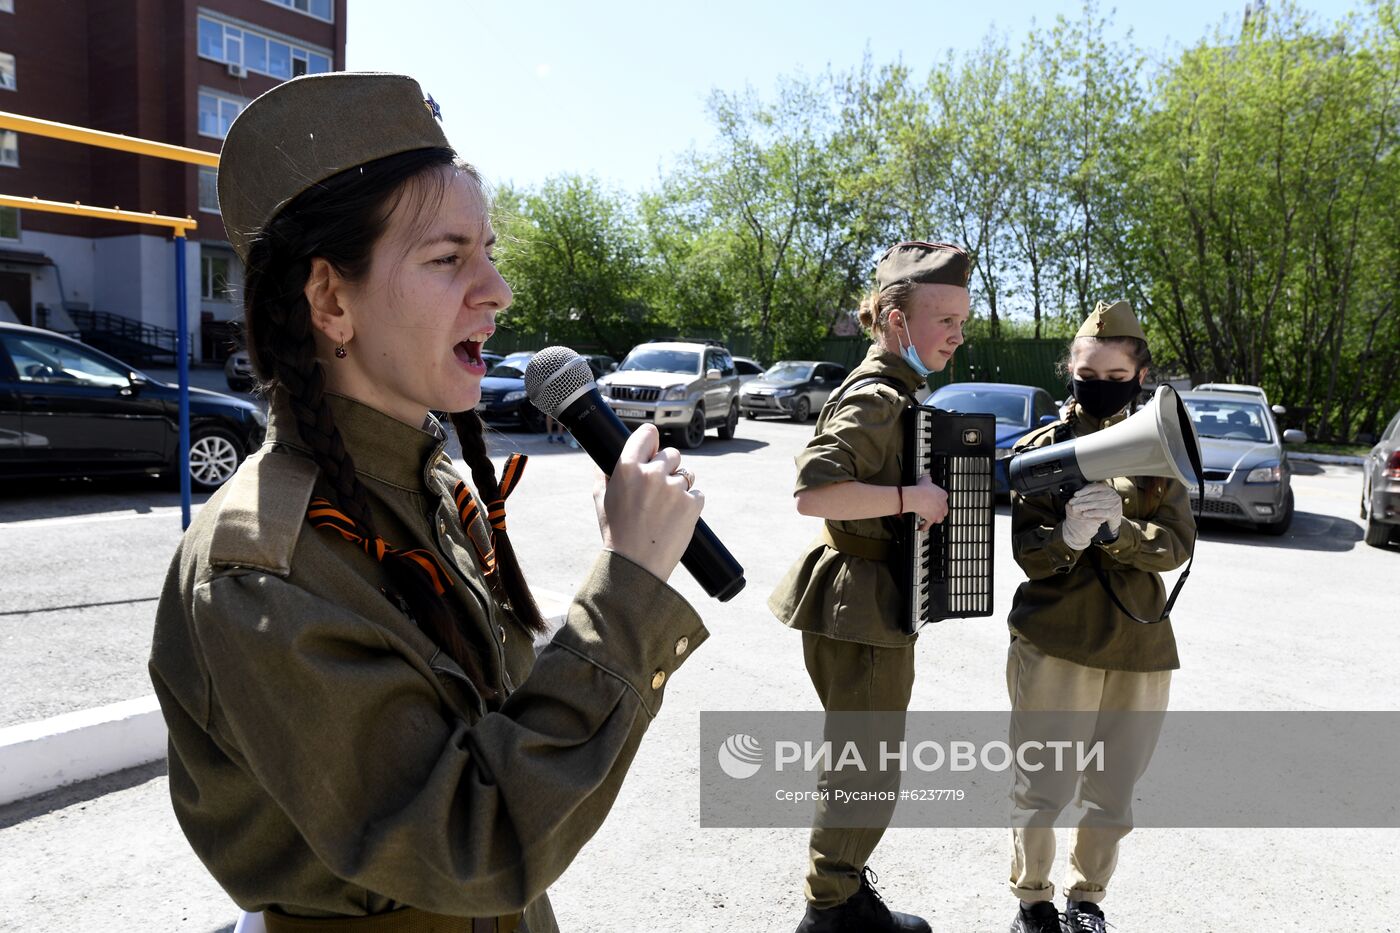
[346,0,1358,194]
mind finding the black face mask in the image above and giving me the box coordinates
[1071,377,1142,419]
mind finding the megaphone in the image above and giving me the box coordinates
[1006,384,1203,625]
[1008,384,1203,500]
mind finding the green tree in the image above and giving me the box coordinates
[493,175,653,357]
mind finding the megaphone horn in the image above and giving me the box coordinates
[1008,385,1203,499]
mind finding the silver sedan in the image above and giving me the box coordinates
[1361,408,1400,549]
[1181,390,1307,535]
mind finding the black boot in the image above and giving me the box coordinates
[1010,900,1066,933]
[794,867,931,933]
[1064,900,1107,933]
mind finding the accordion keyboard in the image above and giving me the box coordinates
[901,407,996,633]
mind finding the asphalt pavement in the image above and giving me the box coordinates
[2,413,1397,932]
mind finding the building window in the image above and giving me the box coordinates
[0,129,17,166]
[0,206,19,241]
[198,90,245,139]
[196,16,333,81]
[201,254,232,301]
[0,52,15,91]
[264,0,333,22]
[198,168,220,214]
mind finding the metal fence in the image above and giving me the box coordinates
[492,328,1067,396]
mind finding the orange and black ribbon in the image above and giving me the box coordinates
[307,498,453,595]
[452,452,528,578]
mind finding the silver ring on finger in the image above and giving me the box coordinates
[672,466,695,491]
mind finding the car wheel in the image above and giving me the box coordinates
[1364,515,1393,548]
[675,408,706,449]
[791,396,811,423]
[1258,487,1294,535]
[717,401,739,440]
[744,410,757,420]
[188,427,243,491]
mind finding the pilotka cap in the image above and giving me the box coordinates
[217,72,452,261]
[1076,299,1148,343]
[874,241,972,291]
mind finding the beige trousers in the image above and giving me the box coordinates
[1005,636,1171,905]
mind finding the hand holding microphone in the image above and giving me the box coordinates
[1063,482,1123,550]
[526,347,746,601]
[594,425,704,583]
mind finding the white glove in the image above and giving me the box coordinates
[1062,482,1124,550]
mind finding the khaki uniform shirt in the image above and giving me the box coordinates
[768,345,925,648]
[1008,403,1194,672]
[149,393,707,930]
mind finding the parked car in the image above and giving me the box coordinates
[225,349,254,392]
[1361,407,1400,548]
[597,339,741,448]
[740,361,848,423]
[930,382,1060,493]
[733,356,766,387]
[476,350,544,431]
[580,354,617,378]
[1179,389,1306,534]
[0,322,266,490]
[481,350,505,370]
[1192,382,1289,418]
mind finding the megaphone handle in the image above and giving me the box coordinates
[1091,522,1118,545]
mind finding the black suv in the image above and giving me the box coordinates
[0,322,266,490]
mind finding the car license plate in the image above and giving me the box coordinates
[1204,482,1225,499]
[616,408,646,419]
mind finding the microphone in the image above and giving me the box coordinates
[525,346,746,602]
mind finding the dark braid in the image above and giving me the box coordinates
[242,147,495,697]
[450,411,549,635]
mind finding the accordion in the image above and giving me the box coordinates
[896,405,997,633]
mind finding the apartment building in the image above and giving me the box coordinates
[0,0,346,361]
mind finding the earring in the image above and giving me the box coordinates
[335,339,347,359]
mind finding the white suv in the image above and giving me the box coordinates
[598,340,742,449]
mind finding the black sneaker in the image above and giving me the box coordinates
[794,867,932,933]
[1065,900,1107,933]
[1011,900,1066,933]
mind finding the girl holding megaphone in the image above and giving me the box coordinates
[1003,301,1195,933]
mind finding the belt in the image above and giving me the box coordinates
[821,523,893,561]
[262,907,521,933]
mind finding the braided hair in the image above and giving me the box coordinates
[242,147,544,698]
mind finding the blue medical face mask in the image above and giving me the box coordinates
[895,318,933,377]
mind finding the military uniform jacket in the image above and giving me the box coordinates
[1008,403,1194,672]
[767,345,925,648]
[149,393,708,930]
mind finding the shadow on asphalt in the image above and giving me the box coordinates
[0,475,213,522]
[682,438,770,457]
[1198,511,1364,552]
[0,760,167,830]
[1290,460,1328,476]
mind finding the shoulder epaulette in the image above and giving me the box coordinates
[208,448,319,577]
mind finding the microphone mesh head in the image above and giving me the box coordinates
[525,346,595,417]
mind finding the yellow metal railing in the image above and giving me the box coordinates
[0,109,223,526]
[0,111,219,168]
[0,194,196,237]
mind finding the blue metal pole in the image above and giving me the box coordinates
[175,233,191,529]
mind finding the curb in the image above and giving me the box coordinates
[0,591,572,807]
[0,695,166,806]
[1288,452,1366,466]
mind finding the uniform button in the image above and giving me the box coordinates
[674,636,689,656]
[650,670,666,690]
[437,519,447,535]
